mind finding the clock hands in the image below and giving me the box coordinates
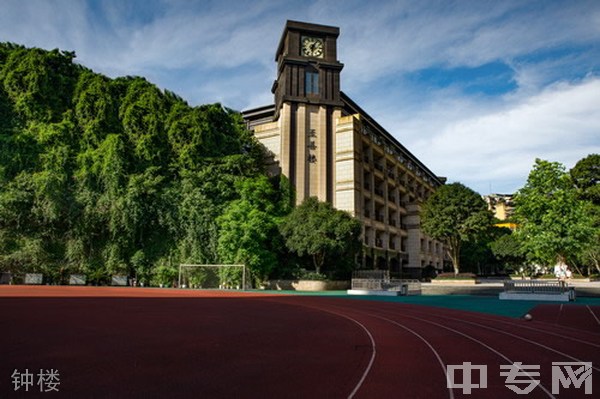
[302,37,323,58]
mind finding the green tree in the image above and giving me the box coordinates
[217,176,287,284]
[73,71,120,147]
[570,154,600,205]
[513,159,597,271]
[0,42,289,286]
[489,229,526,274]
[569,154,600,274]
[1,45,77,123]
[460,225,509,275]
[279,197,362,276]
[421,182,493,275]
[118,78,167,169]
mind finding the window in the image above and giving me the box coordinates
[305,71,319,95]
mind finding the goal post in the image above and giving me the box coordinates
[178,264,247,290]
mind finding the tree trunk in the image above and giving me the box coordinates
[448,237,461,275]
[313,253,324,275]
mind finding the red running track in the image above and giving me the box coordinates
[1,286,599,398]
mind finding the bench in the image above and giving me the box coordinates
[499,280,575,302]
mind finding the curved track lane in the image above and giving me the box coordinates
[264,295,600,399]
[2,287,598,398]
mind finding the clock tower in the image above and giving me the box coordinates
[273,20,344,113]
[243,20,449,277]
[269,20,344,203]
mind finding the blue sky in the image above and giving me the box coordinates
[1,0,599,194]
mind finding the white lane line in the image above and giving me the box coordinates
[587,305,600,326]
[258,298,377,398]
[370,303,600,348]
[344,313,377,399]
[303,306,377,399]
[368,314,454,399]
[372,312,555,399]
[557,304,564,325]
[397,309,600,373]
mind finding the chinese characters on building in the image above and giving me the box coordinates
[11,369,60,393]
[447,362,592,395]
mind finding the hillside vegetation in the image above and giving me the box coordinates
[0,43,296,285]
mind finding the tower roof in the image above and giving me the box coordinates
[275,20,339,61]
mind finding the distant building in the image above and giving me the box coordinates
[242,21,448,277]
[484,193,515,222]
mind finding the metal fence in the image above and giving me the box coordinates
[503,279,568,293]
[502,279,576,301]
[351,270,421,295]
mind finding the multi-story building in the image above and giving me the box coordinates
[484,193,517,230]
[242,21,448,277]
[484,194,515,221]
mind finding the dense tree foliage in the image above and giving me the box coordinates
[217,176,291,284]
[489,230,526,273]
[0,43,285,285]
[570,154,600,205]
[421,182,493,275]
[513,158,599,274]
[460,225,510,275]
[279,197,362,276]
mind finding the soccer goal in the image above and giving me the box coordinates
[178,264,247,290]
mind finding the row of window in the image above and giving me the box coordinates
[362,142,433,202]
[364,228,405,251]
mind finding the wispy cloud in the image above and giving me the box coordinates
[0,0,598,194]
[408,77,600,193]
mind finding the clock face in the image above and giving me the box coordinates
[301,37,324,58]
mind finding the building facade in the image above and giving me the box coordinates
[484,193,515,221]
[242,21,447,277]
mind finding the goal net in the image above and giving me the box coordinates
[178,264,247,290]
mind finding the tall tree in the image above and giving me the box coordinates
[0,43,288,284]
[569,154,600,274]
[421,182,493,275]
[570,154,600,205]
[279,197,362,275]
[513,159,597,270]
[489,229,526,274]
[217,176,285,283]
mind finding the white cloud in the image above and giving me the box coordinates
[406,78,600,194]
[335,1,600,91]
[0,0,599,194]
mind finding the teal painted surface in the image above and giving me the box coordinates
[252,290,600,318]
